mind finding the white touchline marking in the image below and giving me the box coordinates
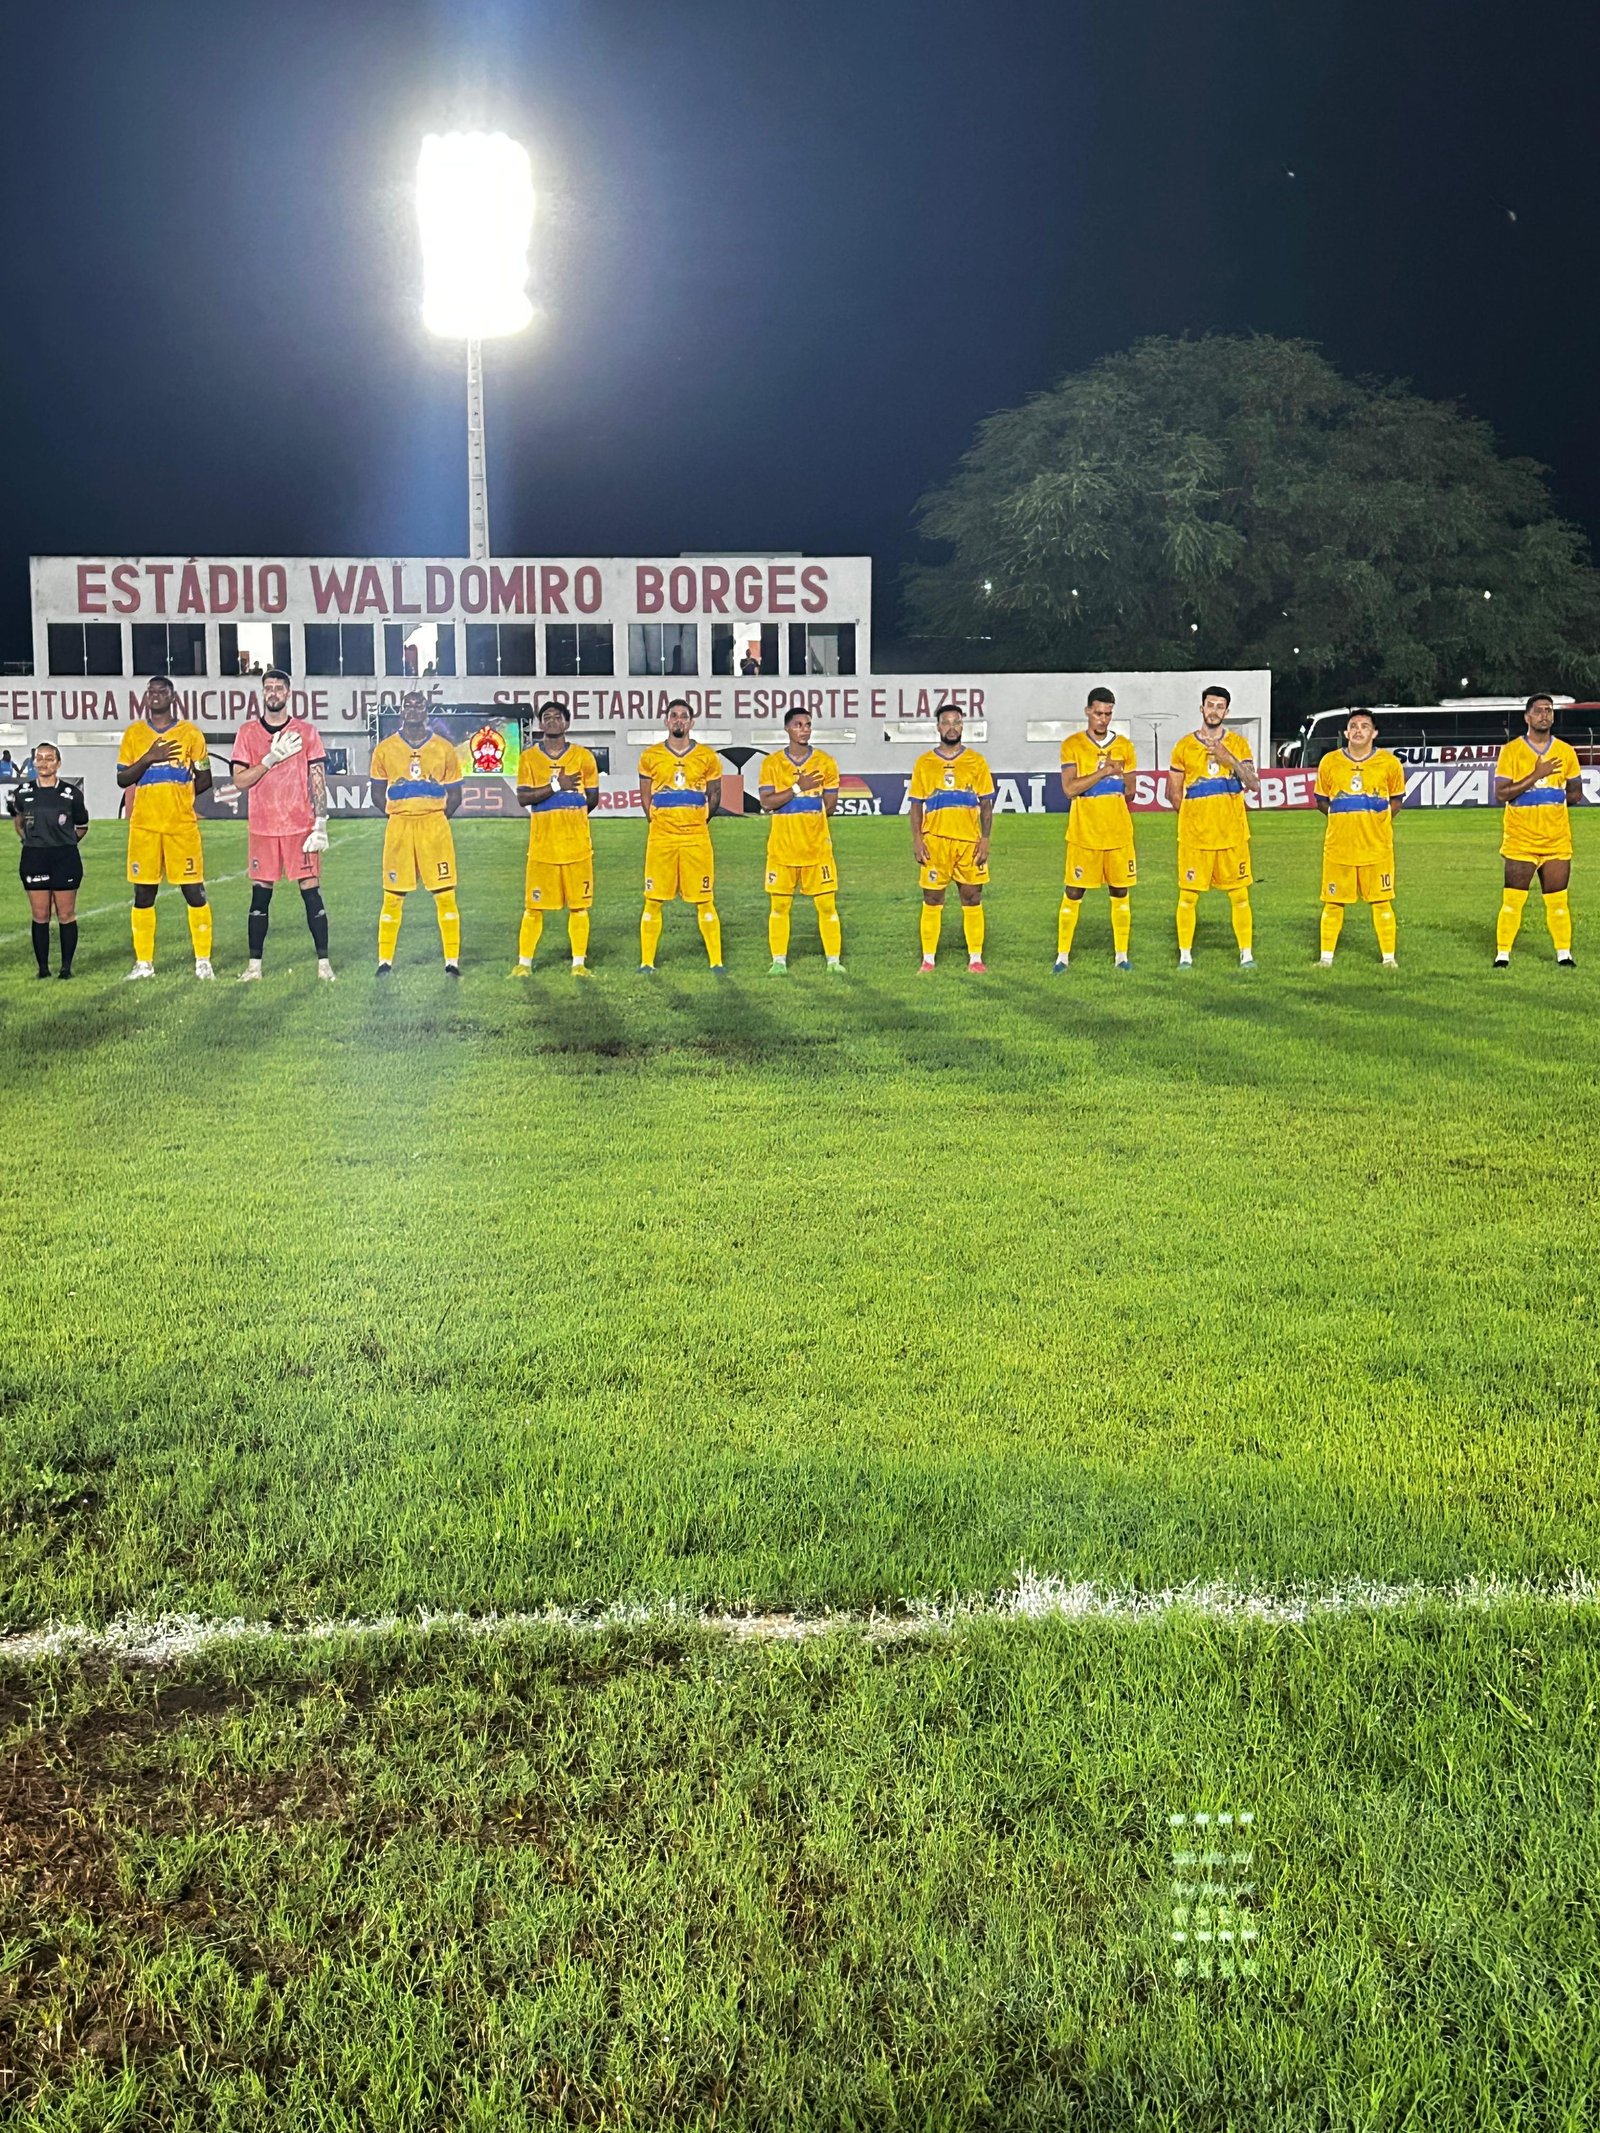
[0,833,354,947]
[2,1566,1596,1669]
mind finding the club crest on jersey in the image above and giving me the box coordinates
[943,768,956,788]
[409,755,423,779]
[674,766,686,788]
[1350,772,1364,793]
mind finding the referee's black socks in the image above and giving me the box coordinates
[59,921,78,976]
[31,921,50,975]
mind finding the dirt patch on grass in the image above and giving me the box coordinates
[0,1677,355,2103]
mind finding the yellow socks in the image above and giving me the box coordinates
[1496,887,1527,955]
[1319,903,1344,956]
[919,903,943,960]
[1110,896,1131,961]
[434,889,461,965]
[568,911,590,965]
[768,895,793,960]
[697,902,723,966]
[1228,888,1253,955]
[131,904,156,964]
[378,890,404,963]
[184,900,212,961]
[1372,901,1397,959]
[518,908,544,962]
[640,900,663,967]
[1545,891,1572,955]
[961,902,985,961]
[816,891,842,962]
[1175,891,1198,953]
[1056,896,1080,959]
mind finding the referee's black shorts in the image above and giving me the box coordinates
[20,848,83,893]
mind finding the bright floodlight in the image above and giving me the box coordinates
[418,131,535,339]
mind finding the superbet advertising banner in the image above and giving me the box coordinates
[220,761,1322,822]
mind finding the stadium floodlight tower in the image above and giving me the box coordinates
[417,130,535,562]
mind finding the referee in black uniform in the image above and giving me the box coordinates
[9,740,89,977]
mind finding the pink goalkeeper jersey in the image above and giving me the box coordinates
[231,717,325,837]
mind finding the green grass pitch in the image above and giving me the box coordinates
[2,810,1598,2129]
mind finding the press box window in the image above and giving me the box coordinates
[387,623,456,677]
[718,625,781,676]
[47,624,123,676]
[545,624,615,676]
[629,624,698,677]
[465,623,538,676]
[788,623,855,676]
[303,624,376,677]
[131,623,207,676]
[219,623,293,676]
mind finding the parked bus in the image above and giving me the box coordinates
[1276,696,1600,769]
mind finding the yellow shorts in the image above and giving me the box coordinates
[127,823,204,885]
[1065,839,1137,890]
[525,855,594,911]
[1500,818,1572,864]
[765,858,838,897]
[1177,840,1252,891]
[644,829,715,904]
[383,813,458,893]
[1322,861,1395,905]
[919,833,987,891]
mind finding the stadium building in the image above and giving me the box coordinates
[5,551,1276,817]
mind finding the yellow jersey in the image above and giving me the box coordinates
[1315,747,1405,863]
[117,719,208,831]
[522,741,599,864]
[1497,736,1580,850]
[1170,731,1252,849]
[910,745,993,843]
[640,741,723,839]
[1061,731,1137,849]
[761,746,840,867]
[370,733,462,815]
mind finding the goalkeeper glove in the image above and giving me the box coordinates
[302,823,329,855]
[262,726,304,769]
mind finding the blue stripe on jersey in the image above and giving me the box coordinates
[1083,775,1127,797]
[533,791,590,810]
[1511,788,1568,807]
[653,788,707,808]
[1328,793,1391,814]
[387,778,449,800]
[141,763,194,785]
[782,794,825,813]
[923,789,979,812]
[1184,776,1242,798]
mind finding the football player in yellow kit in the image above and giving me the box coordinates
[1313,709,1406,967]
[512,701,600,976]
[115,673,215,980]
[908,703,994,973]
[368,691,465,977]
[638,697,725,972]
[758,707,844,973]
[1493,693,1582,968]
[1166,685,1260,968]
[1056,688,1138,971]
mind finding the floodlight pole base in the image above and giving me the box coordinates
[466,337,490,561]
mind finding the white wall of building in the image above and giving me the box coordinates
[15,554,1269,815]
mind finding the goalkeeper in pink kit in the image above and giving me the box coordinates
[229,667,335,982]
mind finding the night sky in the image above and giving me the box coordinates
[4,0,1597,665]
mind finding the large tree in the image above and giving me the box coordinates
[904,335,1600,715]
